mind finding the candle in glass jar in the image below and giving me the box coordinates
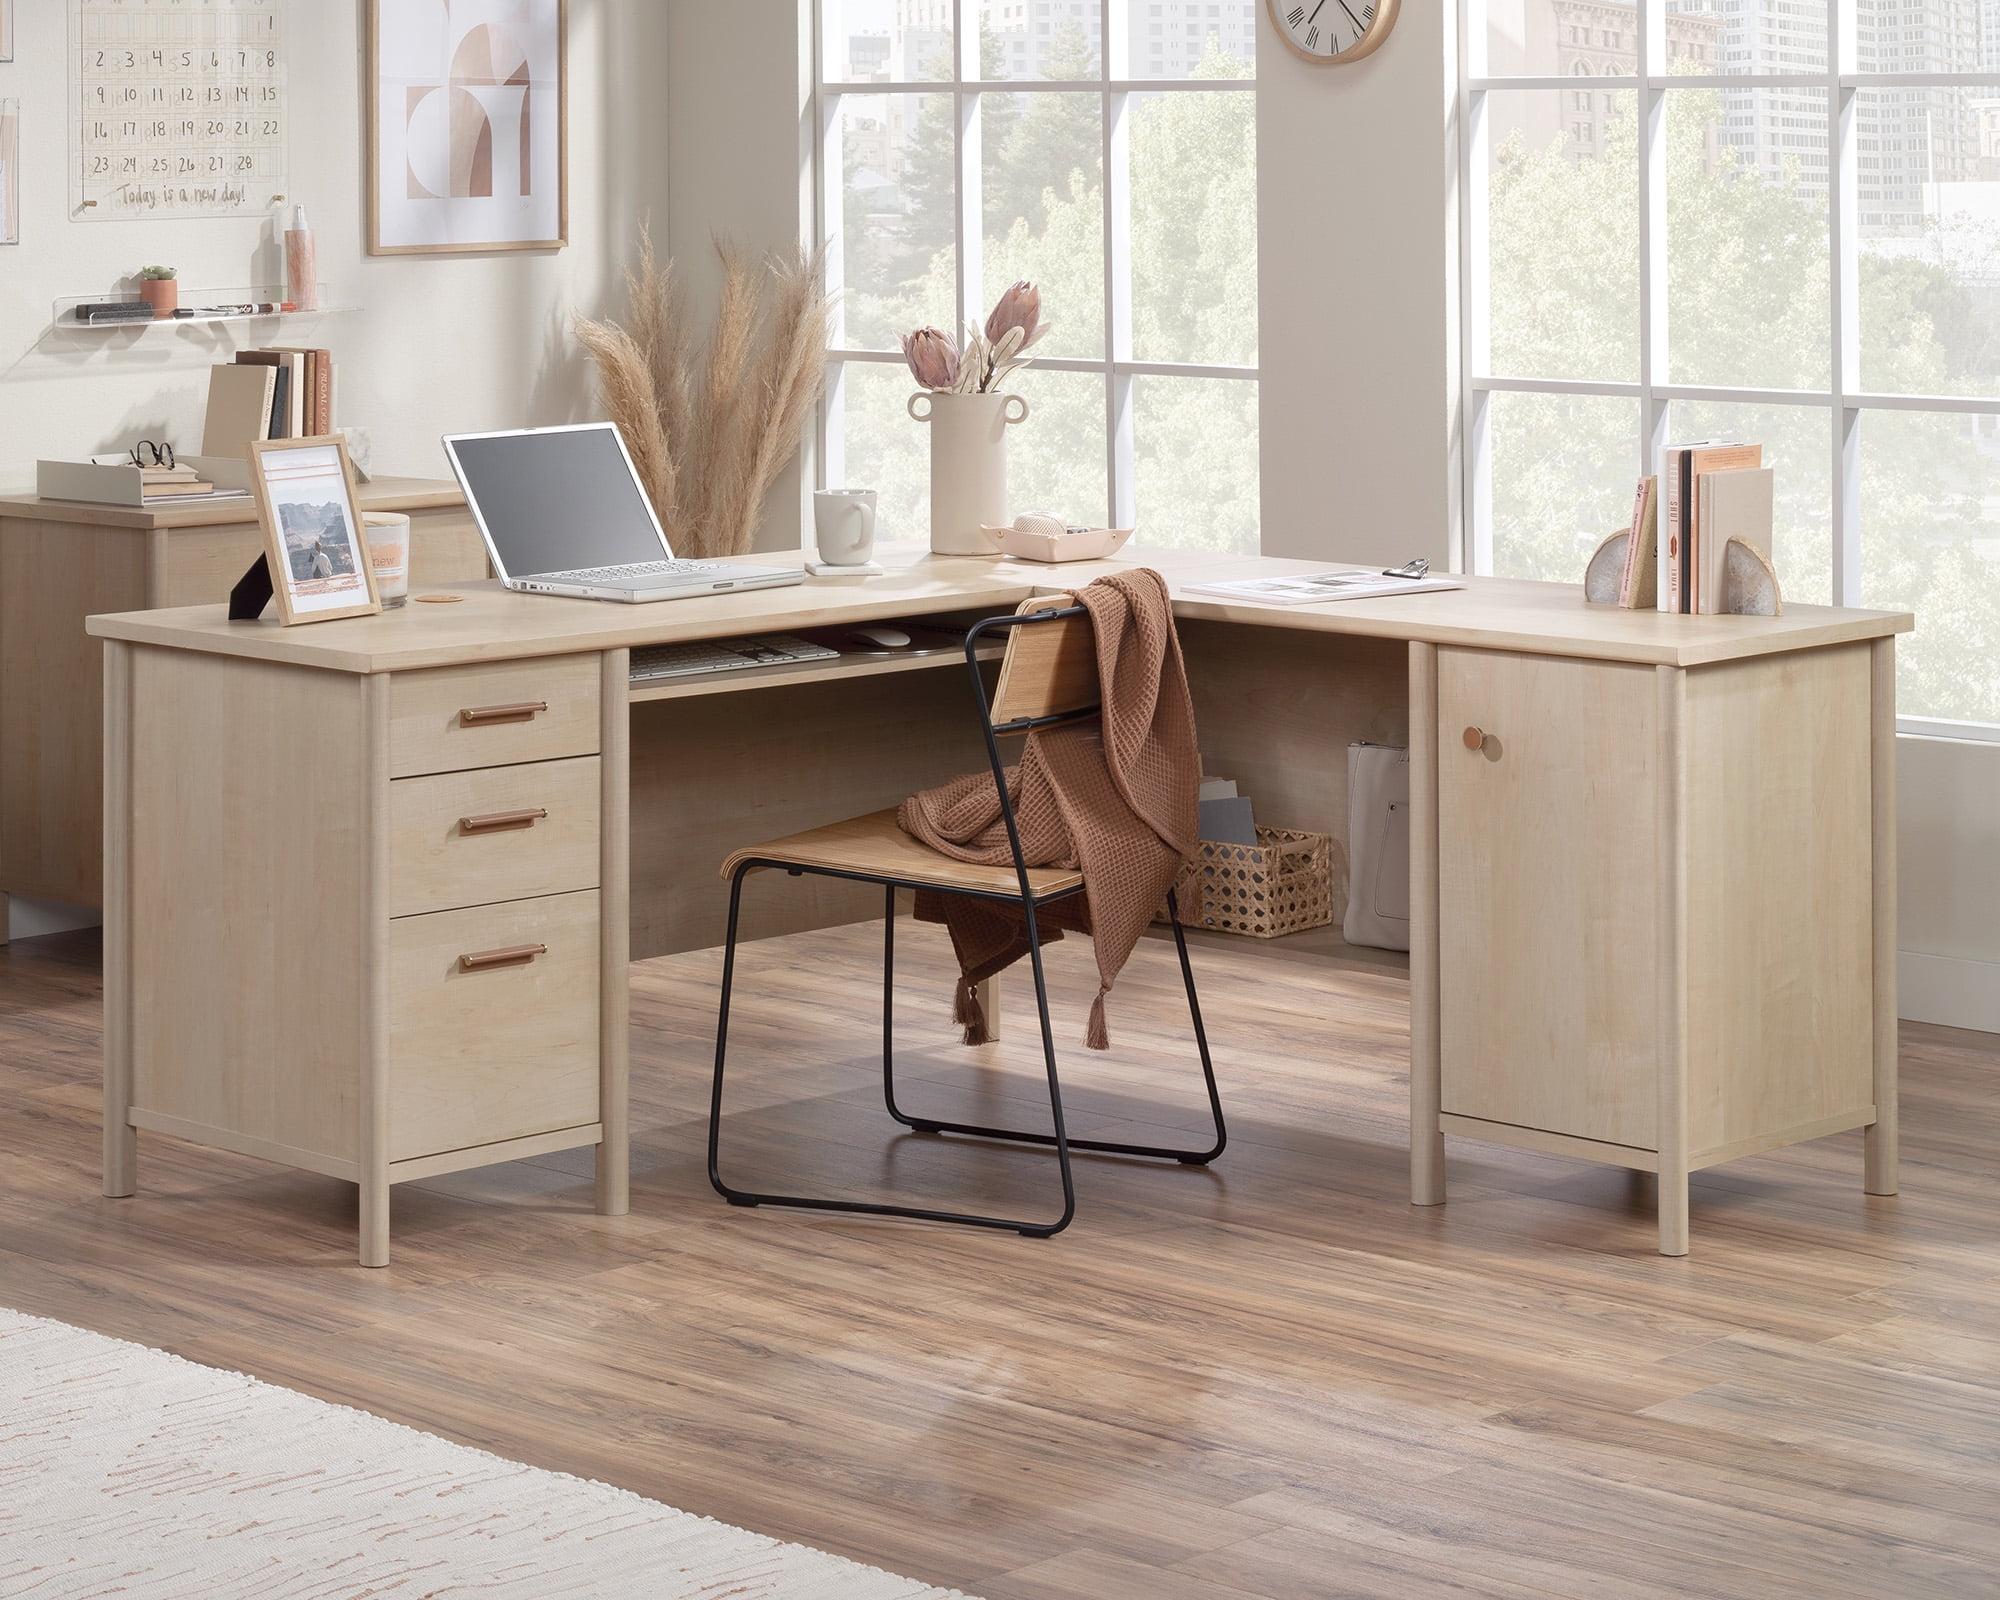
[362,512,410,607]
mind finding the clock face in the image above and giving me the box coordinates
[1268,0,1398,64]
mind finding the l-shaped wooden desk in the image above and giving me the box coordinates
[87,549,1912,1263]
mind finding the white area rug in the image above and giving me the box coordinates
[0,1308,974,1599]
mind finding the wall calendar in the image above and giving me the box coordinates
[70,0,287,221]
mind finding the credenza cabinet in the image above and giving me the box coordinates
[1424,640,1887,1253]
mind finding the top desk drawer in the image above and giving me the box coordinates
[390,656,601,777]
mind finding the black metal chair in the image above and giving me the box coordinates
[706,599,1226,1237]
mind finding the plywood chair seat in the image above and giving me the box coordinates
[721,808,1084,901]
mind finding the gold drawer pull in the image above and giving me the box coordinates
[1462,725,1485,751]
[458,807,548,836]
[459,700,547,727]
[1463,727,1502,761]
[457,942,547,973]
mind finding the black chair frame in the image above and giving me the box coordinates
[706,605,1226,1237]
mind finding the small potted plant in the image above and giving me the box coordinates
[136,266,178,319]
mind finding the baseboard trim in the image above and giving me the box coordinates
[1900,950,2000,1034]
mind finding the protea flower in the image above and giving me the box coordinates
[984,281,1042,350]
[901,326,961,391]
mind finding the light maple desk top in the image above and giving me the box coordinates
[0,475,463,532]
[86,545,1911,673]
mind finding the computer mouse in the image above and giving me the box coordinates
[848,625,913,650]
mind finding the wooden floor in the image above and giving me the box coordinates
[3,912,1998,1599]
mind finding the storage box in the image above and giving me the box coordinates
[1166,827,1335,939]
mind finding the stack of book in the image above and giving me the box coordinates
[199,347,335,457]
[233,346,335,440]
[133,461,218,500]
[1611,441,1776,613]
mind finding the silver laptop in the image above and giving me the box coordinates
[442,422,803,602]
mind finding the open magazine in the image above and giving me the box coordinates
[1183,568,1463,606]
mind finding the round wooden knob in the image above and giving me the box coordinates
[1462,726,1484,751]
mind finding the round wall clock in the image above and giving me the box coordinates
[1266,0,1398,65]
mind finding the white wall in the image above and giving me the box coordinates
[0,0,672,938]
[1898,736,2000,1033]
[0,0,673,491]
[661,0,814,553]
[1256,12,1462,571]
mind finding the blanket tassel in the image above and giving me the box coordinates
[1086,990,1110,1052]
[954,978,992,1047]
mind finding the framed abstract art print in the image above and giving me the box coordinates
[367,0,567,255]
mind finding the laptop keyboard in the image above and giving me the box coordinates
[630,635,838,682]
[548,559,720,582]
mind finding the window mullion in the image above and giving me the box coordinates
[1106,94,1135,529]
[1461,4,1493,579]
[1638,0,1668,484]
[952,0,975,340]
[1104,6,1133,529]
[1830,0,1860,604]
[813,0,836,494]
[959,94,985,337]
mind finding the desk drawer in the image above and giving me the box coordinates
[388,890,600,1162]
[390,656,600,778]
[389,756,600,918]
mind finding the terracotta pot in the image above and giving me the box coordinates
[907,390,1030,557]
[138,278,178,319]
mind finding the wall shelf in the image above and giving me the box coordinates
[50,285,346,336]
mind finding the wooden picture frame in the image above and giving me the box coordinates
[366,0,568,256]
[248,438,382,626]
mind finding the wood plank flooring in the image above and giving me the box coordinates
[1,915,1996,1599]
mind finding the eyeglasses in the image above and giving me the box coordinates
[130,440,176,470]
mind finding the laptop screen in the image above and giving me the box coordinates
[448,425,672,579]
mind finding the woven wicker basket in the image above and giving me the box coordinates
[1166,827,1336,940]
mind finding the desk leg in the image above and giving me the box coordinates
[359,1182,390,1269]
[975,973,1002,1042]
[1866,637,1899,1197]
[1408,643,1445,1206]
[597,650,631,1217]
[360,676,392,1268]
[1,889,10,946]
[1656,667,1690,1257]
[102,642,136,1199]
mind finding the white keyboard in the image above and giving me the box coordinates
[629,634,838,683]
[549,559,718,582]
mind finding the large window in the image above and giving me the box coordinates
[1462,0,2000,735]
[814,1,1261,553]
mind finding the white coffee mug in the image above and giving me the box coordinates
[814,490,878,567]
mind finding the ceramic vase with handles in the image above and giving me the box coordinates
[908,390,1030,556]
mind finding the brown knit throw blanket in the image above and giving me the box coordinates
[897,568,1199,1050]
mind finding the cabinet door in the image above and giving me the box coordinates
[1437,649,1660,1150]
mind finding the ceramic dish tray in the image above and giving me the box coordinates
[987,524,1136,563]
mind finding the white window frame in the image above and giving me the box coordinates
[1456,0,2000,741]
[811,0,1259,533]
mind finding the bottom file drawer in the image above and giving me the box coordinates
[388,890,601,1163]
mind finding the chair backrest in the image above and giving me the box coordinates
[985,597,1098,728]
